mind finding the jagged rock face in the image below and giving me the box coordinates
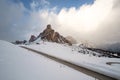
[39,24,72,45]
[29,35,36,42]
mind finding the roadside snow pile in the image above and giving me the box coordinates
[0,40,95,80]
[24,41,120,79]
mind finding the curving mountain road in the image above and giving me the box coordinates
[21,46,116,80]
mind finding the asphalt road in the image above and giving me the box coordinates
[21,46,116,80]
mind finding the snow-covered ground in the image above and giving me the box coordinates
[0,40,96,80]
[24,40,120,79]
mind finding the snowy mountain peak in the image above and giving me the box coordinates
[29,24,72,45]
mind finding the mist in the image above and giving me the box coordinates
[0,0,120,49]
[42,0,120,48]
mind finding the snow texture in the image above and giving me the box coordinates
[0,40,95,80]
[24,40,120,79]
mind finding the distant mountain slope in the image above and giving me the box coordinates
[105,43,120,53]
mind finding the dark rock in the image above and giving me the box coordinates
[29,35,36,42]
[13,40,27,44]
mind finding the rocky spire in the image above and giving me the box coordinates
[39,24,72,45]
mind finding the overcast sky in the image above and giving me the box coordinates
[0,0,120,47]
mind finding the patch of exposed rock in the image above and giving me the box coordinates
[39,24,72,45]
[29,35,36,42]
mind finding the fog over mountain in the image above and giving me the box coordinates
[0,0,120,52]
[100,43,120,53]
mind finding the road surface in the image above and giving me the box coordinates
[21,46,116,80]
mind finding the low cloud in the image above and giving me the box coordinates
[0,0,49,41]
[53,0,120,47]
[38,0,120,47]
[0,0,120,48]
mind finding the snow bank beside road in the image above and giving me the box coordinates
[24,41,120,79]
[0,40,95,80]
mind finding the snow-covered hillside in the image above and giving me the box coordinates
[0,40,96,80]
[24,40,120,79]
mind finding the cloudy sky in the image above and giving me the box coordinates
[0,0,120,47]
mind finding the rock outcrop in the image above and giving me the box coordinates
[13,40,27,44]
[29,35,36,42]
[39,24,72,45]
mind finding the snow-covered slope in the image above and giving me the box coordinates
[0,40,95,80]
[24,41,120,79]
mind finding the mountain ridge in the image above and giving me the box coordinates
[29,24,72,45]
